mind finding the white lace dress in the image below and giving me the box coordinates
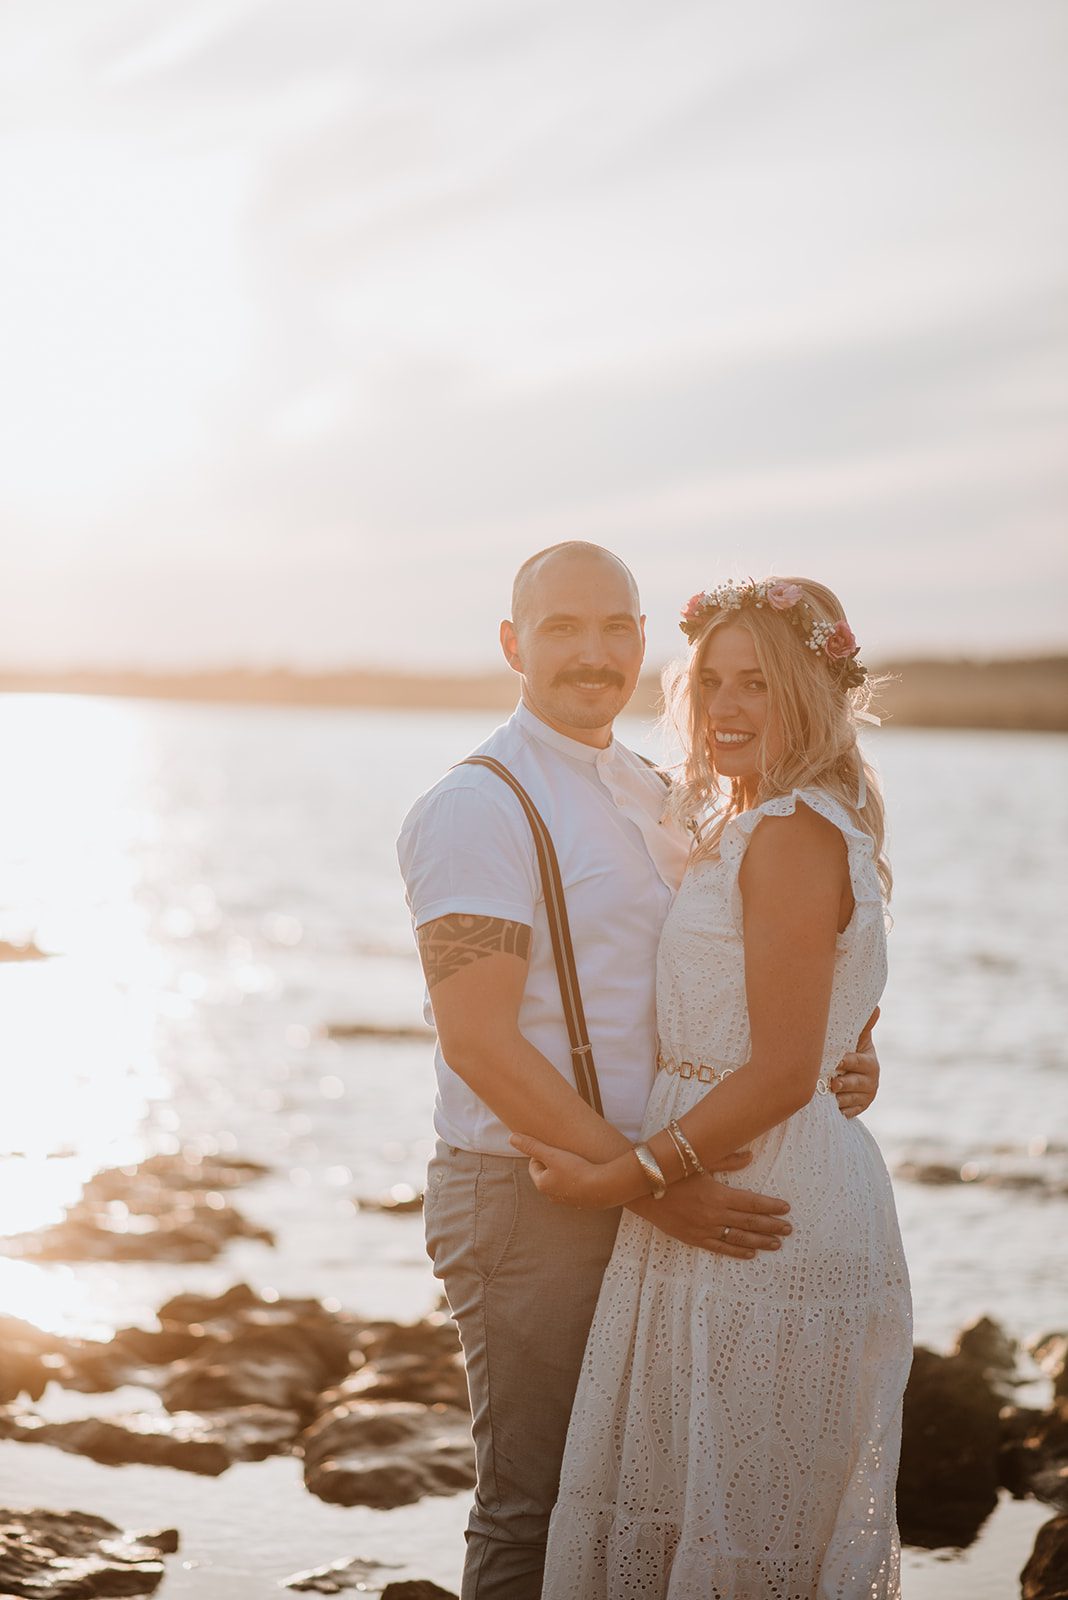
[542,789,913,1600]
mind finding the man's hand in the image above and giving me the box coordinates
[509,1134,609,1208]
[830,1006,881,1119]
[630,1160,792,1260]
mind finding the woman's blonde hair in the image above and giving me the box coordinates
[664,577,892,898]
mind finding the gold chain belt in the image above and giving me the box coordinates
[656,1048,832,1095]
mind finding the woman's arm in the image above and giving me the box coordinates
[513,805,848,1207]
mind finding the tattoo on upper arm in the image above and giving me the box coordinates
[417,915,531,990]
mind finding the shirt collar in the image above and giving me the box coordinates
[513,698,615,767]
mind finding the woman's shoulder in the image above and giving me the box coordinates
[721,786,873,866]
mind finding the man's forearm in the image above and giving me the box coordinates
[443,1026,634,1163]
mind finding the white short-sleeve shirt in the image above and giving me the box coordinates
[397,700,691,1155]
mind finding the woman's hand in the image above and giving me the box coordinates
[509,1133,621,1208]
[830,1006,880,1118]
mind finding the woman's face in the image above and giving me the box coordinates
[698,623,784,779]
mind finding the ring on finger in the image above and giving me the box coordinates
[721,1225,731,1243]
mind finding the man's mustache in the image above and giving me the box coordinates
[554,670,625,688]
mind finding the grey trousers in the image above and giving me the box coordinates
[424,1140,622,1600]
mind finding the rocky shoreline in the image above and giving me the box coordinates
[1,1150,1066,1598]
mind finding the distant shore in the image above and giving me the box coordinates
[1,657,1065,731]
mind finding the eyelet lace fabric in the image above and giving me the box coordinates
[542,789,912,1600]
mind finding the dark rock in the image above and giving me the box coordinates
[1004,1401,1068,1510]
[356,1186,424,1215]
[954,1316,1021,1399]
[381,1586,458,1600]
[60,1325,220,1394]
[326,1022,433,1041]
[955,1316,1017,1376]
[381,1584,458,1599]
[897,1345,1001,1547]
[356,1315,462,1366]
[329,1355,467,1413]
[157,1287,360,1419]
[894,1158,1068,1198]
[1021,1513,1068,1600]
[0,1151,273,1264]
[0,1315,63,1404]
[1033,1334,1068,1402]
[895,1160,962,1186]
[157,1281,265,1326]
[999,1405,1049,1497]
[281,1554,400,1592]
[157,1283,350,1339]
[321,1315,467,1412]
[26,1283,366,1481]
[0,1403,299,1475]
[133,1151,269,1188]
[974,1170,1060,1192]
[161,1325,352,1417]
[301,1400,476,1509]
[0,939,48,962]
[0,1506,177,1597]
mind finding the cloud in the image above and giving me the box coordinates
[1,0,1065,665]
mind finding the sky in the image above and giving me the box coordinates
[1,0,1065,671]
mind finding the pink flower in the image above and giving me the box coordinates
[681,592,706,619]
[825,620,858,660]
[766,582,804,611]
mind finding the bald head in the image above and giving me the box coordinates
[510,542,640,631]
[500,542,645,745]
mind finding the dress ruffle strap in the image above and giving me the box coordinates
[719,788,883,937]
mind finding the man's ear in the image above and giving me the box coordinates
[500,618,523,674]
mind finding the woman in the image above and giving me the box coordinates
[513,577,913,1599]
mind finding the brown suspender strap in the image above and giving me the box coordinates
[638,752,672,788]
[458,756,604,1118]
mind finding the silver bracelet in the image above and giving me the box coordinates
[632,1142,667,1199]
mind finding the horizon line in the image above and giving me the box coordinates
[1,649,1067,679]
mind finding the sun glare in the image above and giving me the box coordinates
[0,696,171,1334]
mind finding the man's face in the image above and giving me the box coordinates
[500,553,646,742]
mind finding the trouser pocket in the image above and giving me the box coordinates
[422,1148,450,1265]
[472,1159,521,1284]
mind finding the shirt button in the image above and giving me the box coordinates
[614,796,625,808]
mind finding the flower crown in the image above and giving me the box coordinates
[679,579,868,691]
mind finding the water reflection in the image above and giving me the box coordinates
[0,696,169,1333]
[0,695,1063,1356]
[0,1257,110,1339]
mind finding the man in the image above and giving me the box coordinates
[397,542,879,1599]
